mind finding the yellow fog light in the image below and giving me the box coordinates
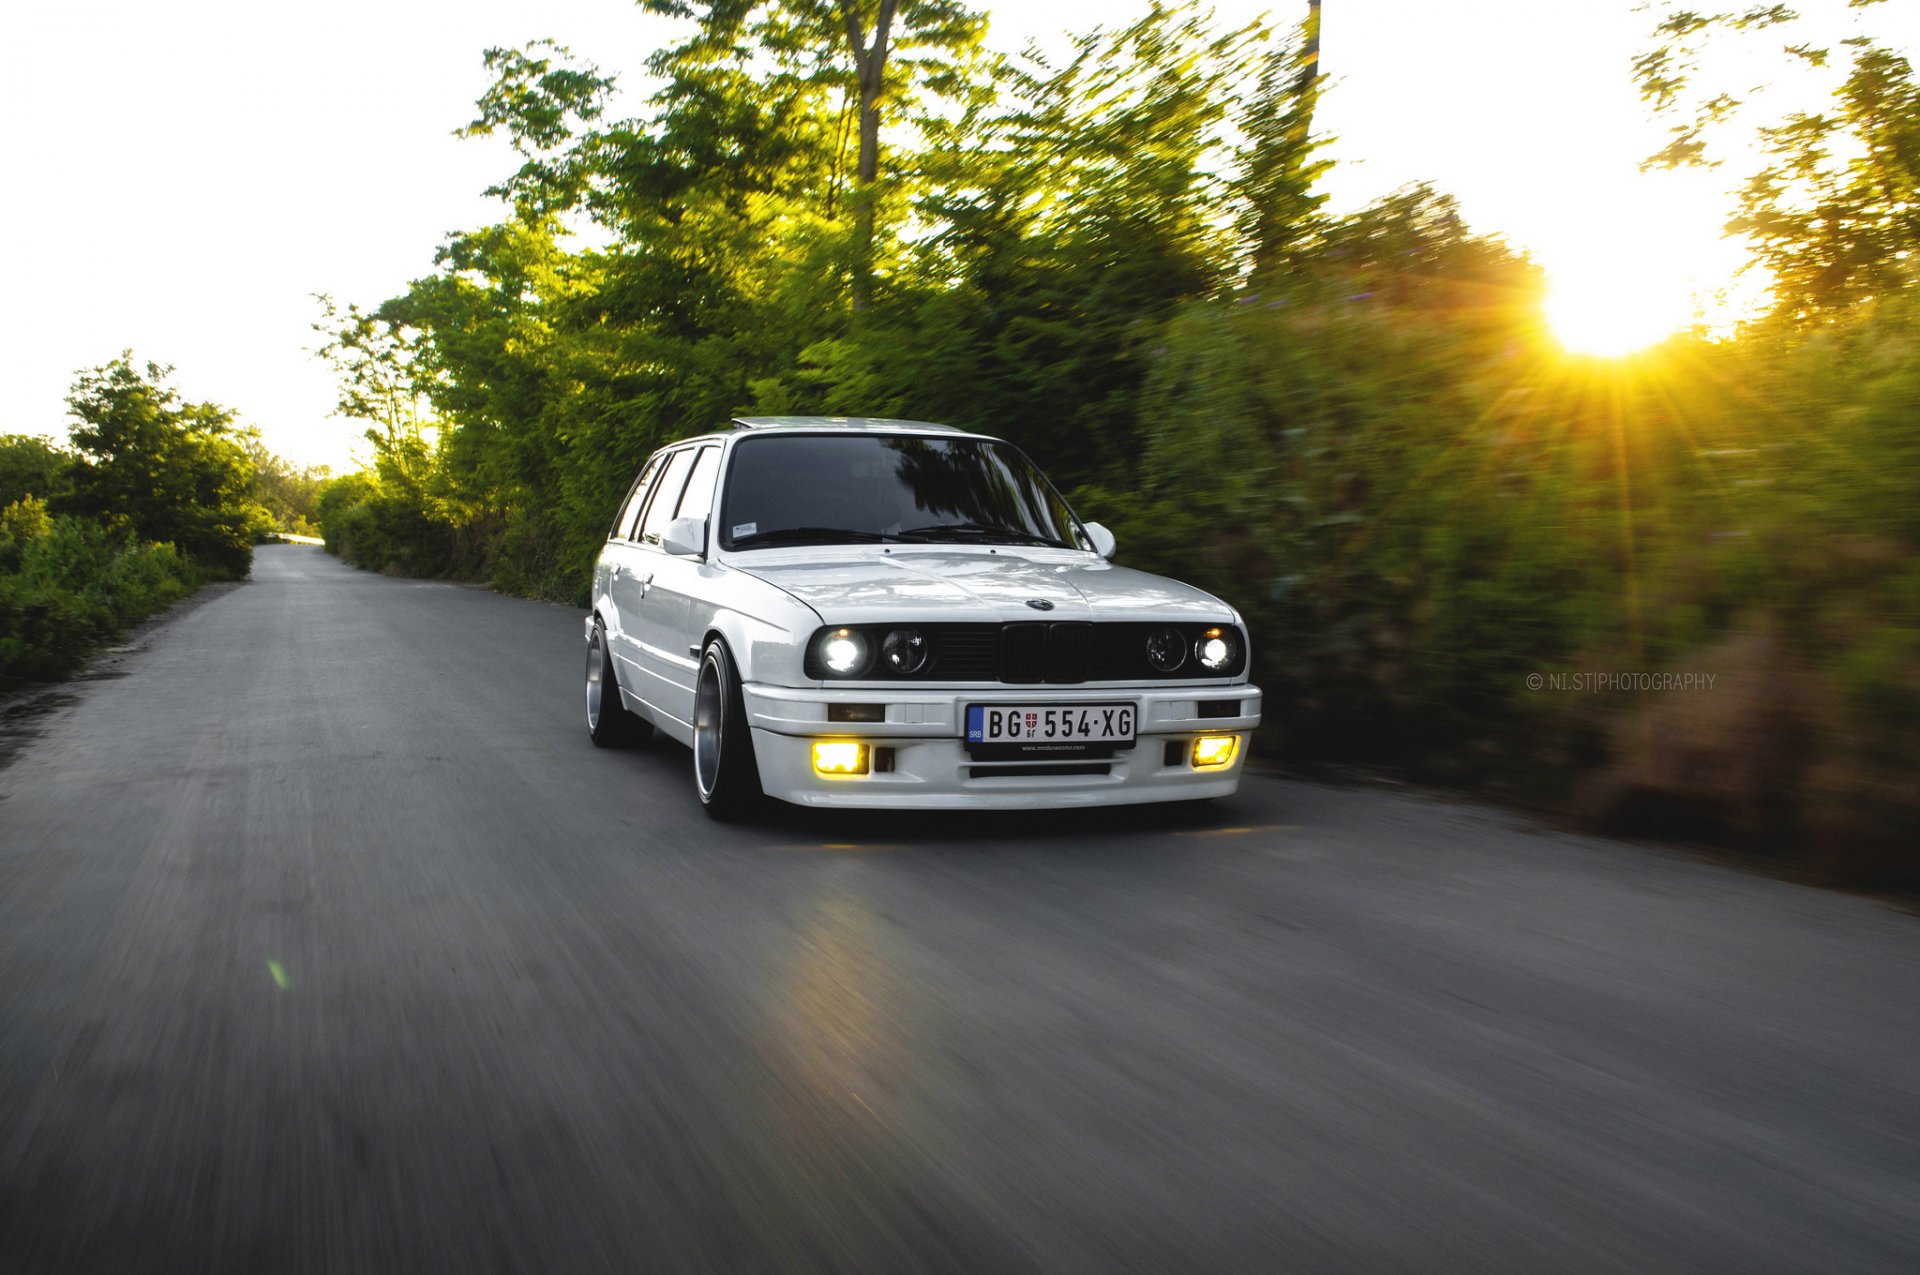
[1191,735,1239,770]
[811,741,870,777]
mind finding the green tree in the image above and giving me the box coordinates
[59,356,266,578]
[244,437,329,536]
[1236,1,1328,280]
[1636,1,1920,321]
[0,435,74,509]
[824,5,1270,479]
[457,40,618,218]
[635,0,986,311]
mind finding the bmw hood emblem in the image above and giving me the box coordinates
[1025,598,1056,611]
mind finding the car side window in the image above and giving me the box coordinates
[674,446,721,526]
[614,454,664,540]
[638,448,697,546]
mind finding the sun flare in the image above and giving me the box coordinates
[1545,266,1695,357]
[1533,170,1746,357]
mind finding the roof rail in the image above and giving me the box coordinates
[730,415,963,432]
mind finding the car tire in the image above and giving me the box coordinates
[587,618,652,748]
[693,639,764,821]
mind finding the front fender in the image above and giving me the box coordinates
[690,565,821,686]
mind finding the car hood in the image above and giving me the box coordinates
[737,548,1235,625]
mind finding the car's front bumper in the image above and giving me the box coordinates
[741,682,1261,809]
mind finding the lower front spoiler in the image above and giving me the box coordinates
[739,681,1261,810]
[748,728,1249,810]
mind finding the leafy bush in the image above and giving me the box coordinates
[313,451,472,580]
[0,501,206,686]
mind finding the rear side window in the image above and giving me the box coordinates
[639,449,697,546]
[675,447,722,525]
[612,454,664,540]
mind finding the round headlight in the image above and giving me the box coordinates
[818,628,870,676]
[1145,626,1186,673]
[1195,627,1237,672]
[882,628,929,675]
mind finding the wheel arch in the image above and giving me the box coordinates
[696,612,756,680]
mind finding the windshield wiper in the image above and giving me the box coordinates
[730,526,907,549]
[897,521,1072,548]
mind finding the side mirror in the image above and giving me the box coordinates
[1084,521,1116,559]
[662,517,707,558]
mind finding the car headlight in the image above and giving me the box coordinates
[1145,626,1186,673]
[816,627,870,677]
[881,628,929,675]
[1195,626,1238,672]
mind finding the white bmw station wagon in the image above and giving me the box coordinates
[585,417,1262,819]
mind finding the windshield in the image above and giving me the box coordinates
[718,434,1087,551]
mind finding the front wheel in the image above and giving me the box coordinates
[693,640,764,821]
[586,619,652,748]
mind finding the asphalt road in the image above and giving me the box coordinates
[4,544,1918,1273]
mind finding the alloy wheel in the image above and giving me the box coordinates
[694,656,723,798]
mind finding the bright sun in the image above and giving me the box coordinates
[1533,171,1745,357]
[1545,263,1696,357]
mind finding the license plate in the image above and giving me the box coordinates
[966,703,1136,749]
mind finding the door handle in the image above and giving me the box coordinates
[637,572,655,597]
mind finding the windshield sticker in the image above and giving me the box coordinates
[732,522,757,538]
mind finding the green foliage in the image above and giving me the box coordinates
[1103,186,1564,769]
[1235,7,1329,278]
[0,502,206,686]
[458,41,617,216]
[632,0,990,310]
[315,470,461,578]
[760,5,1274,483]
[245,437,328,537]
[0,435,74,509]
[2,494,53,541]
[1636,2,1920,322]
[59,356,269,579]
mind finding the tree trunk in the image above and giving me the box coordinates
[1245,0,1326,280]
[839,0,897,313]
[1295,0,1322,136]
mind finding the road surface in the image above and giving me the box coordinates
[3,545,1917,1272]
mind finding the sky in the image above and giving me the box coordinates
[4,1,1913,469]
